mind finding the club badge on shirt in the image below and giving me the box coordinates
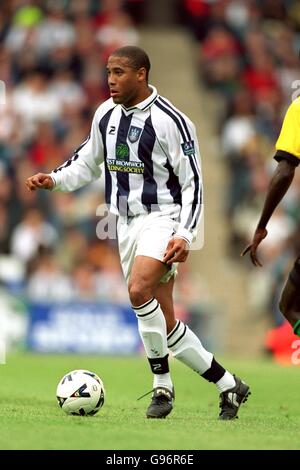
[181,140,195,156]
[128,126,142,143]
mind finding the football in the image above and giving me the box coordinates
[56,369,105,416]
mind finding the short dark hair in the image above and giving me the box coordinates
[110,46,151,81]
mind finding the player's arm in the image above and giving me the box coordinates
[26,109,104,193]
[242,160,295,266]
[163,119,202,265]
[51,109,104,192]
[242,99,300,266]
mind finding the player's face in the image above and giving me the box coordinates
[107,55,147,108]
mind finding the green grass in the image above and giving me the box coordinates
[0,353,299,450]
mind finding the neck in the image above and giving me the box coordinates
[125,85,152,108]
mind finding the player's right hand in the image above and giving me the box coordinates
[241,227,268,267]
[25,173,54,192]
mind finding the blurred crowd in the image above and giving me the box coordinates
[3,0,300,343]
[182,0,300,327]
[0,0,146,305]
[0,0,215,353]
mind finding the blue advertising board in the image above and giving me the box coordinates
[27,302,141,354]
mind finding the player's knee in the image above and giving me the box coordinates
[128,280,153,306]
[279,295,287,316]
[279,275,298,318]
[279,284,297,324]
[279,294,286,315]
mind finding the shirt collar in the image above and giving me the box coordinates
[121,85,158,114]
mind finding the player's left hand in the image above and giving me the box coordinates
[163,237,189,265]
[241,227,268,267]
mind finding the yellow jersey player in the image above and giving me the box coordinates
[242,97,300,337]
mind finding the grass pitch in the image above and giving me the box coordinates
[1,353,299,450]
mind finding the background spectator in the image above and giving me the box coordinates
[182,0,300,332]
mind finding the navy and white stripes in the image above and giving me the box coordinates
[50,85,203,244]
[167,320,187,349]
[99,106,115,209]
[154,96,202,232]
[133,297,159,318]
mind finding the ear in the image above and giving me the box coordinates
[137,67,147,82]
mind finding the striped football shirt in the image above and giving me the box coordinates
[50,86,202,244]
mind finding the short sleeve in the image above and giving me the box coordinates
[274,98,300,167]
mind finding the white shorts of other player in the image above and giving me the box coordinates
[117,208,179,285]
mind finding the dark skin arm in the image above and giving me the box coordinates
[241,159,296,266]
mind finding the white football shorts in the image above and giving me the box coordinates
[117,210,179,284]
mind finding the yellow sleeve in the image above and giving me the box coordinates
[275,98,300,166]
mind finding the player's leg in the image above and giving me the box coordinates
[156,276,250,420]
[129,255,174,418]
[279,257,300,336]
[154,275,176,333]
